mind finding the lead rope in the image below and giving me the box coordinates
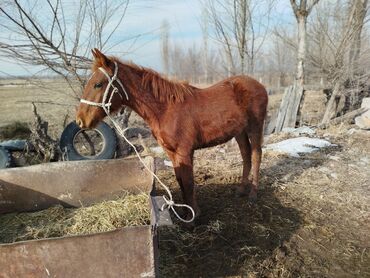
[82,62,195,223]
[107,114,195,223]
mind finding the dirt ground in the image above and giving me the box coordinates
[155,125,370,278]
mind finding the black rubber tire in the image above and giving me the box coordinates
[0,146,12,169]
[59,121,117,161]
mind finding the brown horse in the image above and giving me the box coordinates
[76,48,268,218]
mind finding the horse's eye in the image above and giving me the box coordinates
[94,82,103,89]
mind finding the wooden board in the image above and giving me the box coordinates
[274,84,304,133]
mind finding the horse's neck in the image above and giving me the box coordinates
[129,98,163,130]
[122,69,164,130]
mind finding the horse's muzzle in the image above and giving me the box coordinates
[76,117,84,129]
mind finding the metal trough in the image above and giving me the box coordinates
[0,157,171,278]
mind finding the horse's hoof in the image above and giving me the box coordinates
[235,186,248,197]
[181,208,200,225]
[180,213,198,230]
[235,191,246,197]
[248,192,257,204]
[182,220,196,230]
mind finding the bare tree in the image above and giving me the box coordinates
[168,42,221,83]
[0,0,130,98]
[290,0,320,87]
[160,20,170,76]
[269,0,320,132]
[320,0,369,124]
[348,0,368,78]
[204,0,274,76]
[201,7,209,83]
[271,34,296,88]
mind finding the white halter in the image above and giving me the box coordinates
[80,61,129,114]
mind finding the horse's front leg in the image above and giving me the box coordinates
[174,163,200,219]
[168,151,200,219]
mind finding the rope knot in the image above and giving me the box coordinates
[159,195,195,223]
[161,196,174,211]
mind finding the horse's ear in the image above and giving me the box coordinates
[91,48,98,59]
[92,48,110,68]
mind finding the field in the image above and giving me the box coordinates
[0,79,77,138]
[0,79,369,277]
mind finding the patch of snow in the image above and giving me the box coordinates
[150,146,164,154]
[164,160,173,167]
[318,167,331,174]
[281,126,316,136]
[328,155,340,161]
[265,136,335,157]
[359,157,369,165]
[347,128,357,135]
[219,148,226,154]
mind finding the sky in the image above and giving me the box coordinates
[0,0,293,77]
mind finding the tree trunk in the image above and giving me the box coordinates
[296,15,307,86]
[160,21,170,76]
[319,107,368,128]
[348,0,368,77]
[321,81,342,124]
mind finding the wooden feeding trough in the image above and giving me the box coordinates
[0,157,171,277]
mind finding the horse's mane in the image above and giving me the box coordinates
[93,57,194,103]
[141,67,195,103]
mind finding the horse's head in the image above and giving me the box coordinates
[76,48,127,129]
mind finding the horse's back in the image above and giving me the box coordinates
[183,75,268,148]
[199,75,268,118]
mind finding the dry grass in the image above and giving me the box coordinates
[0,121,31,140]
[0,192,150,243]
[0,79,77,138]
[157,125,370,277]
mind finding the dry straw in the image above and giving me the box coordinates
[0,191,150,243]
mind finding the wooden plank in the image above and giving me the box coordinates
[0,226,156,278]
[318,107,369,128]
[274,84,305,133]
[283,84,304,129]
[275,85,293,132]
[265,109,278,135]
[0,157,154,214]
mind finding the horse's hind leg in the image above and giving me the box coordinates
[248,129,263,202]
[235,130,252,196]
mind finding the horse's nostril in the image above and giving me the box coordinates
[76,118,83,128]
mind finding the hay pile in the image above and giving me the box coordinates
[0,192,150,244]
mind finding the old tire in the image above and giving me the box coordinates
[0,146,12,169]
[60,121,117,161]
